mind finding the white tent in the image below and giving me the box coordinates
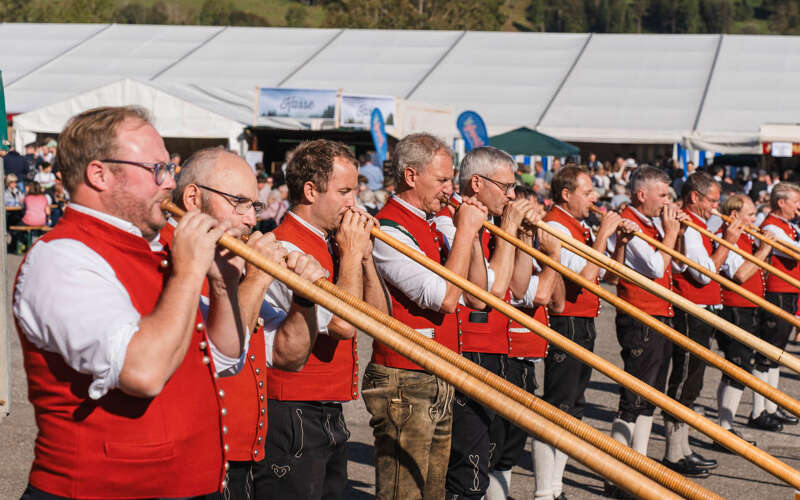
[13,79,245,152]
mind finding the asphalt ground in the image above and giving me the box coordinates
[2,251,800,499]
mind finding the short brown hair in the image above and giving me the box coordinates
[551,165,589,204]
[721,193,752,216]
[56,106,151,194]
[285,139,356,206]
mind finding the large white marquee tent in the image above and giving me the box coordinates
[2,22,800,152]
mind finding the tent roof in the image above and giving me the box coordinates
[3,23,800,145]
[490,126,579,156]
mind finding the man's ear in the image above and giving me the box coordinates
[470,174,481,194]
[560,187,570,204]
[183,184,202,211]
[302,181,317,204]
[403,167,416,189]
[85,160,112,191]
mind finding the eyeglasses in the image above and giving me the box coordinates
[697,191,720,204]
[477,174,516,194]
[196,184,265,215]
[102,159,176,185]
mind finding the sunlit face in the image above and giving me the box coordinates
[313,156,358,233]
[475,163,516,217]
[692,183,720,219]
[636,180,670,218]
[107,119,174,240]
[562,173,596,219]
[411,151,454,214]
[776,190,800,220]
[201,154,259,239]
[731,198,757,226]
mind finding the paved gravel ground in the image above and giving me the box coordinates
[3,251,800,499]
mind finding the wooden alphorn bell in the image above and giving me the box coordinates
[712,208,800,262]
[588,205,800,339]
[160,201,680,500]
[533,206,800,375]
[395,197,800,489]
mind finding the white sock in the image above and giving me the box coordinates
[751,369,768,418]
[485,469,512,500]
[552,449,568,498]
[664,421,683,462]
[632,415,654,456]
[533,440,555,500]
[681,423,693,457]
[610,418,635,447]
[717,380,744,430]
[765,367,780,414]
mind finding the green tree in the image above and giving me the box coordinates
[114,1,168,24]
[286,5,309,27]
[324,0,505,30]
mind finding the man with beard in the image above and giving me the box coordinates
[258,139,389,499]
[169,147,328,500]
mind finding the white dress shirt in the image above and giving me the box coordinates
[607,206,666,279]
[373,195,449,312]
[546,205,595,275]
[682,211,716,287]
[761,214,800,259]
[14,205,243,401]
[432,210,494,305]
[720,241,746,279]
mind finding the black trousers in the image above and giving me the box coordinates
[20,484,220,500]
[756,292,798,371]
[446,351,504,498]
[488,357,538,471]
[254,400,349,500]
[718,306,758,388]
[666,309,715,421]
[543,316,596,419]
[615,313,673,422]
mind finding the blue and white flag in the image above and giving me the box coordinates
[457,111,488,152]
[370,108,388,166]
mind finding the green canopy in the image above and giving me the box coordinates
[490,126,579,157]
[0,70,7,151]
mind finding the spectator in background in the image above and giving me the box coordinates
[170,152,181,167]
[592,164,611,198]
[34,162,57,192]
[517,162,535,186]
[5,174,25,207]
[544,158,561,184]
[358,152,384,190]
[610,183,631,210]
[21,182,50,227]
[43,139,57,163]
[587,152,602,171]
[373,176,395,208]
[672,161,696,194]
[534,160,545,180]
[257,172,273,206]
[258,187,289,232]
[359,188,380,216]
[3,145,28,181]
[23,142,41,184]
[532,178,548,205]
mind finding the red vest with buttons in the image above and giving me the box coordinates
[761,214,800,294]
[162,223,269,463]
[716,230,765,308]
[617,206,674,317]
[507,305,550,358]
[373,197,459,370]
[543,206,600,317]
[672,210,722,305]
[269,213,359,401]
[434,208,510,354]
[15,208,226,499]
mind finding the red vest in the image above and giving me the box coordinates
[373,197,459,370]
[508,305,549,358]
[543,206,600,317]
[617,206,674,317]
[761,214,800,294]
[672,210,721,305]
[434,207,510,354]
[269,213,359,401]
[16,208,225,499]
[162,222,268,463]
[717,230,765,308]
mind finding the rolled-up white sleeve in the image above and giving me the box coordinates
[547,221,588,273]
[13,239,141,400]
[372,223,447,311]
[720,246,745,279]
[683,227,714,285]
[763,223,800,259]
[510,275,540,308]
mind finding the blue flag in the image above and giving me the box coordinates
[0,71,8,151]
[370,108,388,166]
[457,111,488,152]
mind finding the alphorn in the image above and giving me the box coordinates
[588,205,800,333]
[681,215,800,292]
[161,202,679,500]
[712,209,800,262]
[533,210,800,375]
[363,200,800,489]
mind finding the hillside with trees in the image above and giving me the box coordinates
[0,0,797,34]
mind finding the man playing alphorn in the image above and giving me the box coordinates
[259,139,388,499]
[666,172,741,476]
[751,183,800,428]
[713,194,777,443]
[605,166,684,494]
[536,165,635,500]
[366,133,487,499]
[169,147,327,499]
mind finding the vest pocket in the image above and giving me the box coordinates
[104,441,174,461]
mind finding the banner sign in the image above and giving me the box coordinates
[341,94,395,129]
[763,142,800,157]
[0,70,8,151]
[370,108,388,166]
[257,87,337,119]
[457,110,488,152]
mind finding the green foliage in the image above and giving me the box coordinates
[286,5,308,26]
[323,0,506,30]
